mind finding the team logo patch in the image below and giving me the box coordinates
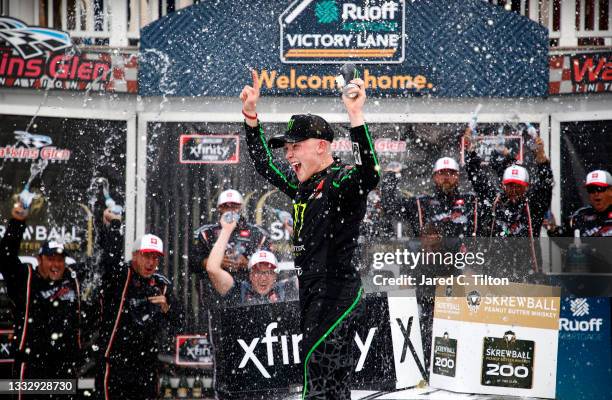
[466,290,481,312]
[352,142,362,165]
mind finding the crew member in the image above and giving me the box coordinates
[0,202,84,398]
[192,189,270,307]
[95,210,180,399]
[464,128,553,277]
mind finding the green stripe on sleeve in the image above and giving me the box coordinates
[258,124,298,190]
[364,124,381,177]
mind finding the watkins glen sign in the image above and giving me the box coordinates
[0,131,71,163]
[280,0,405,64]
[0,17,136,93]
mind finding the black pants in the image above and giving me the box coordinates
[300,277,364,400]
[95,360,158,400]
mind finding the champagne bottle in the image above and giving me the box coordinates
[160,375,173,399]
[176,375,189,398]
[192,376,203,398]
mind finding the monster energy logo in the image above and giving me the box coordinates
[293,202,307,237]
[287,119,295,131]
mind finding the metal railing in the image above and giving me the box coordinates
[486,0,612,46]
[32,0,198,46]
[22,0,612,48]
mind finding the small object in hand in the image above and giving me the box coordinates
[19,189,37,209]
[386,161,404,172]
[336,63,360,98]
[223,211,240,223]
[105,198,123,216]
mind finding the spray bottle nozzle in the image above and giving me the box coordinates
[573,229,582,247]
[19,189,37,209]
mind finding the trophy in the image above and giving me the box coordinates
[97,177,123,215]
[19,159,48,209]
[336,63,361,98]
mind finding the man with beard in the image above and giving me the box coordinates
[380,157,477,375]
[381,156,478,240]
[240,70,380,399]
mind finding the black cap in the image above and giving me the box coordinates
[38,241,68,257]
[268,114,334,149]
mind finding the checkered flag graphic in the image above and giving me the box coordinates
[0,17,73,59]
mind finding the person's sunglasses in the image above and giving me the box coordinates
[586,185,608,194]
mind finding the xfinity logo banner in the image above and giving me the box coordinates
[279,0,405,64]
[212,292,423,395]
[0,330,13,363]
[179,135,239,164]
[175,335,214,365]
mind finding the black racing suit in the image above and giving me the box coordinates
[245,121,380,399]
[95,221,179,400]
[381,171,479,240]
[466,151,553,279]
[380,173,478,375]
[0,219,82,394]
[550,205,612,238]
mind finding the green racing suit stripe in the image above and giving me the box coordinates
[258,124,298,190]
[364,124,381,177]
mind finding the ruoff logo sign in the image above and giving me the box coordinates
[570,298,589,317]
[560,298,604,332]
[279,0,406,64]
